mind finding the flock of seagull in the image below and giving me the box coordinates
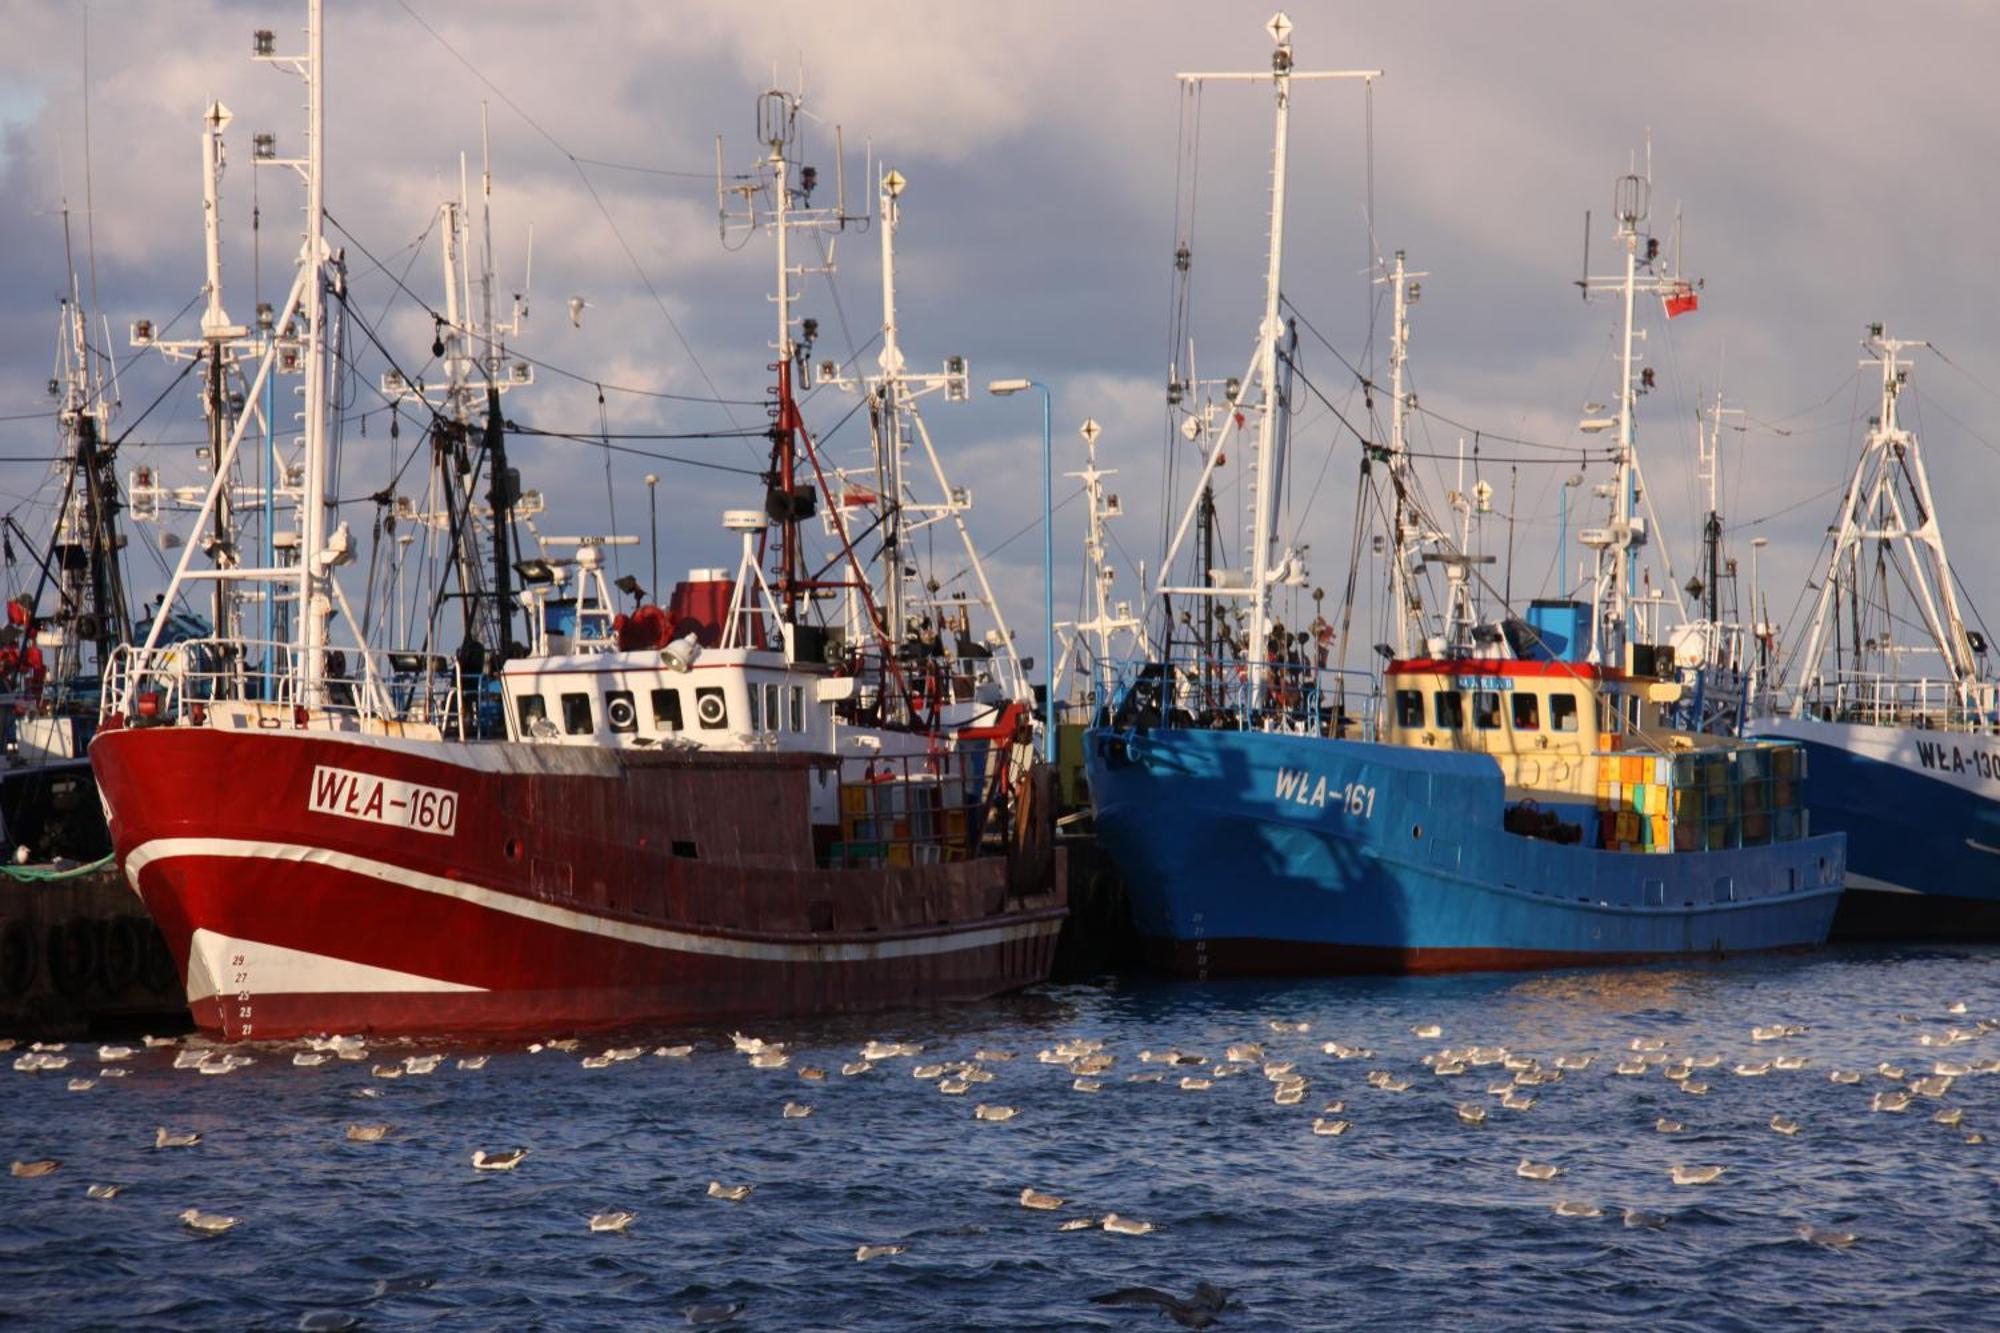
[6,998,1995,1324]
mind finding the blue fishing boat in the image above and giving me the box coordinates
[1084,16,1844,976]
[1751,329,2000,938]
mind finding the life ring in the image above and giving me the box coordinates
[46,920,95,998]
[696,693,726,727]
[0,919,35,997]
[138,925,180,996]
[97,917,140,994]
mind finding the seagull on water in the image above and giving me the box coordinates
[458,1056,489,1071]
[1670,1164,1725,1185]
[1102,1214,1155,1235]
[782,1101,813,1119]
[1797,1225,1857,1249]
[1058,1216,1097,1231]
[345,1124,392,1143]
[179,1208,238,1234]
[1553,1200,1602,1218]
[1457,1103,1487,1126]
[85,1183,120,1199]
[1771,1114,1800,1136]
[10,1159,58,1177]
[590,1210,637,1233]
[1516,1159,1561,1181]
[855,1243,906,1261]
[973,1104,1018,1123]
[155,1128,201,1149]
[1311,1118,1351,1136]
[707,1181,752,1202]
[471,1149,528,1171]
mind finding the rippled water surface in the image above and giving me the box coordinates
[4,944,1999,1330]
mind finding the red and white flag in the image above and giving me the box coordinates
[1663,284,1699,319]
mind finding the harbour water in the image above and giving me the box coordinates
[4,944,1996,1330]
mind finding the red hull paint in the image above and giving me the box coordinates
[91,724,1064,1039]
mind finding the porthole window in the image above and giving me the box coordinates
[606,690,637,734]
[695,686,728,730]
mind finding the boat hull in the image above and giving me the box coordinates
[1753,716,2000,939]
[1085,727,1844,978]
[90,724,1064,1038]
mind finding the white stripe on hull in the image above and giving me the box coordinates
[186,927,487,1004]
[1845,872,1923,897]
[128,837,1063,965]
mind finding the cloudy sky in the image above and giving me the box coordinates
[2,1,1997,680]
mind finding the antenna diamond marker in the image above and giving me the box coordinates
[1080,419,1101,444]
[1267,12,1293,44]
[883,169,906,198]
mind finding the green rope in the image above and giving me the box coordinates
[0,854,115,883]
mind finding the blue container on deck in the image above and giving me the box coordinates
[1524,600,1592,664]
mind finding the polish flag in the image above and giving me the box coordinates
[1663,285,1699,319]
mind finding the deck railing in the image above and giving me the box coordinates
[1103,653,1382,739]
[1785,670,2000,732]
[101,638,462,732]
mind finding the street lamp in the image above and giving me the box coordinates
[987,377,1056,764]
[645,474,660,605]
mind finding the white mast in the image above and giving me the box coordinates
[294,0,332,703]
[1375,249,1427,656]
[1059,417,1143,708]
[1153,13,1379,706]
[1789,328,1979,718]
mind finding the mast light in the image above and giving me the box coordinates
[253,132,276,160]
[252,29,275,57]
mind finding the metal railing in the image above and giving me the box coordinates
[1103,652,1382,739]
[1785,670,2000,732]
[831,749,1004,868]
[101,638,463,731]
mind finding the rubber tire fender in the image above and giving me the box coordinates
[138,922,181,996]
[97,916,140,995]
[0,918,35,998]
[46,919,96,999]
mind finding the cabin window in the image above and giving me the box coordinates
[1473,691,1502,730]
[1513,693,1541,731]
[605,690,638,734]
[748,683,763,732]
[1395,690,1424,727]
[765,683,781,733]
[1550,693,1579,732]
[695,686,728,730]
[790,685,805,732]
[516,692,548,734]
[1598,695,1624,734]
[1434,691,1464,729]
[561,692,594,735]
[651,688,684,732]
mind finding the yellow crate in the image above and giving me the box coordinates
[840,786,871,816]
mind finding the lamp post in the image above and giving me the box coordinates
[645,473,659,604]
[987,377,1055,764]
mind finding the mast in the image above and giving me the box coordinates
[1061,418,1142,709]
[1153,13,1379,706]
[1789,327,1977,717]
[1375,249,1427,656]
[294,0,331,702]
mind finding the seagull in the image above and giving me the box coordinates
[1516,1159,1561,1181]
[1630,1037,1667,1052]
[458,1056,490,1071]
[1500,1091,1535,1111]
[1828,1070,1861,1084]
[10,1159,58,1177]
[345,1124,392,1143]
[1934,1107,1964,1128]
[855,1243,906,1261]
[707,1181,752,1202]
[747,1051,788,1070]
[1910,1075,1954,1099]
[1733,1062,1772,1077]
[782,1101,813,1119]
[1770,1114,1800,1136]
[1273,1085,1303,1106]
[1622,1208,1668,1229]
[142,1035,176,1048]
[912,1063,946,1080]
[85,1183,120,1199]
[973,1104,1018,1123]
[1102,1214,1155,1235]
[67,1078,95,1092]
[606,1048,643,1063]
[403,1055,443,1075]
[1669,1165,1725,1185]
[471,1149,528,1171]
[973,1048,1016,1063]
[589,1210,637,1233]
[1553,1055,1593,1071]
[568,296,590,328]
[97,1045,135,1062]
[1226,1043,1266,1064]
[1020,1187,1064,1210]
[1268,1020,1309,1034]
[841,1061,873,1077]
[1613,1059,1648,1076]
[1058,1217,1097,1231]
[1179,1077,1212,1091]
[1311,1118,1351,1136]
[1750,1025,1788,1042]
[654,1045,693,1059]
[1457,1103,1487,1126]
[1797,1225,1858,1249]
[580,1055,614,1070]
[180,1208,239,1234]
[1553,1200,1602,1218]
[1773,1055,1808,1071]
[155,1128,201,1149]
[1947,1000,1969,1015]
[1871,1091,1912,1113]
[1411,1023,1442,1039]
[372,1065,405,1080]
[1680,1081,1711,1097]
[100,1069,129,1080]
[1877,1062,1907,1080]
[797,1067,826,1082]
[1073,1078,1103,1094]
[938,1079,971,1096]
[684,1301,743,1325]
[1656,1118,1684,1133]
[293,1053,329,1068]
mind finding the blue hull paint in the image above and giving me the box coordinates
[1085,727,1844,976]
[1751,718,2000,938]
